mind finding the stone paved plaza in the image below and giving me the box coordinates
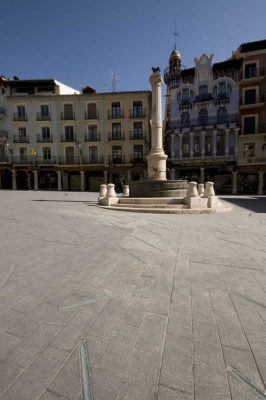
[0,191,266,400]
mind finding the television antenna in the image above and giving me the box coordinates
[109,71,119,92]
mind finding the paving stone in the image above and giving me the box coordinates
[194,364,231,400]
[0,331,21,359]
[0,309,23,332]
[135,312,167,354]
[91,368,125,400]
[157,385,193,400]
[192,293,216,325]
[0,358,24,396]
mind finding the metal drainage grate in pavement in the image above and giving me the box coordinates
[226,365,266,399]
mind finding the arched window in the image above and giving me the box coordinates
[181,112,190,128]
[217,107,228,124]
[198,109,208,126]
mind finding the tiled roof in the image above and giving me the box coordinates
[213,58,242,70]
[238,39,266,52]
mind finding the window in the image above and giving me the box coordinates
[244,89,256,105]
[40,105,49,117]
[111,102,121,117]
[17,105,25,117]
[198,109,208,126]
[182,136,189,156]
[194,136,200,155]
[217,134,225,155]
[65,126,74,140]
[112,123,121,139]
[205,135,212,154]
[199,85,208,95]
[18,127,26,137]
[133,101,143,117]
[133,145,143,161]
[245,63,256,78]
[181,112,190,128]
[89,146,98,161]
[243,117,256,134]
[43,147,51,160]
[182,89,189,100]
[243,143,255,157]
[133,121,143,138]
[87,103,97,119]
[112,146,122,162]
[218,82,226,94]
[88,125,97,140]
[42,127,50,139]
[63,104,74,119]
[217,107,228,124]
[20,147,27,160]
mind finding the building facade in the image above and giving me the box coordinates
[164,39,266,194]
[0,76,151,191]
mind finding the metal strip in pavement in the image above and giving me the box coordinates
[80,342,93,400]
[0,264,15,287]
[226,365,266,399]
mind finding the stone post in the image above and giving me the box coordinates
[33,170,38,191]
[189,131,194,158]
[186,182,199,197]
[179,133,183,159]
[12,170,17,190]
[213,129,217,157]
[126,170,131,184]
[99,184,107,199]
[80,171,85,191]
[232,171,237,194]
[104,170,108,184]
[201,131,205,158]
[204,181,215,197]
[147,69,168,180]
[198,183,204,197]
[123,185,130,196]
[107,183,116,198]
[57,171,62,191]
[258,171,264,195]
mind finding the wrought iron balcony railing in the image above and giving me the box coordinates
[85,132,101,142]
[84,111,99,120]
[130,109,146,118]
[61,112,75,120]
[130,130,144,140]
[60,134,77,142]
[240,94,265,106]
[37,134,53,143]
[109,155,126,164]
[240,67,266,80]
[167,114,238,131]
[194,93,213,103]
[108,132,125,140]
[37,112,51,121]
[13,113,27,121]
[108,109,124,119]
[12,135,30,143]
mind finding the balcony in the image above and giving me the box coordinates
[214,93,230,105]
[35,156,57,164]
[13,113,27,121]
[108,132,125,141]
[240,123,266,135]
[168,114,238,131]
[11,156,31,164]
[37,112,51,121]
[131,155,146,164]
[37,134,53,143]
[84,111,98,120]
[61,112,75,120]
[240,67,266,81]
[60,134,77,142]
[163,67,181,86]
[179,99,193,110]
[194,93,213,103]
[12,135,30,143]
[87,157,104,164]
[130,130,144,140]
[58,156,82,165]
[108,109,124,119]
[0,131,8,140]
[130,109,146,118]
[109,155,126,165]
[85,132,101,142]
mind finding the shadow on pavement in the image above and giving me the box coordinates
[222,196,266,213]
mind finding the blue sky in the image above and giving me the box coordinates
[1,0,266,93]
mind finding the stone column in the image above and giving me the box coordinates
[201,131,205,158]
[147,69,167,180]
[127,170,131,184]
[104,170,108,184]
[189,131,194,158]
[80,171,85,191]
[258,171,264,195]
[57,171,62,191]
[225,128,230,157]
[232,171,237,194]
[33,170,38,191]
[234,128,239,157]
[171,168,176,180]
[12,170,17,190]
[200,167,205,183]
[171,133,175,159]
[213,129,217,157]
[179,133,183,159]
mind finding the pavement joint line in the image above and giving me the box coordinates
[58,290,134,311]
[230,290,266,309]
[0,264,16,287]
[80,341,94,400]
[226,365,266,399]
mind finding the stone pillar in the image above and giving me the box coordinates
[201,131,205,158]
[200,167,205,183]
[234,128,239,157]
[179,133,183,159]
[198,183,204,196]
[33,170,38,191]
[258,171,264,195]
[104,170,108,184]
[225,128,230,157]
[189,131,194,158]
[107,183,116,197]
[57,171,62,191]
[123,185,130,196]
[80,171,85,191]
[232,171,237,194]
[12,170,17,190]
[186,182,199,197]
[147,69,167,180]
[171,133,175,159]
[213,129,217,157]
[99,184,107,198]
[204,181,215,197]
